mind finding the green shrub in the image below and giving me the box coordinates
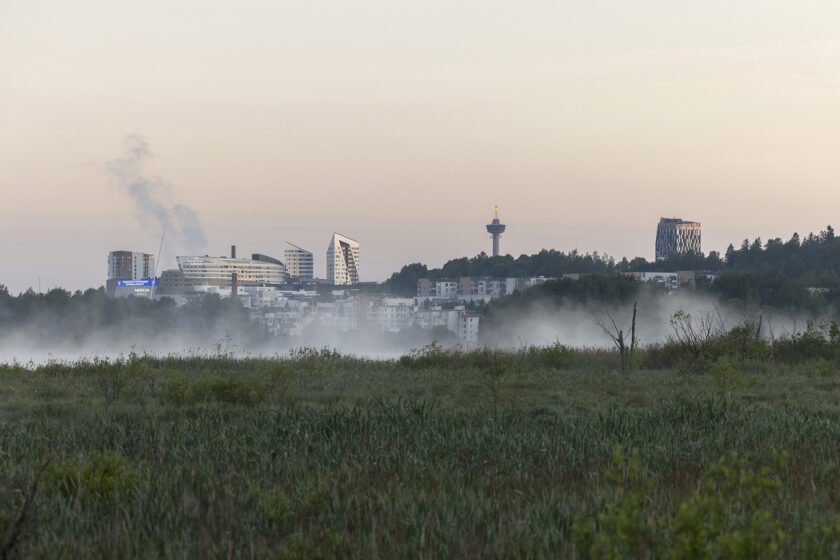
[806,357,838,378]
[158,377,192,406]
[530,341,576,369]
[43,451,139,500]
[206,374,269,406]
[803,512,840,557]
[576,446,658,559]
[710,355,743,393]
[574,450,789,559]
[772,320,840,364]
[669,451,788,559]
[639,342,685,370]
[158,373,270,406]
[259,488,295,527]
[284,527,343,558]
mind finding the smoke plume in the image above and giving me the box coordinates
[105,134,207,257]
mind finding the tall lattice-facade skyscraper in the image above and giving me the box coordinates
[655,218,701,260]
[327,233,360,285]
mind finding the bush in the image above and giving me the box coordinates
[158,373,271,407]
[666,313,773,374]
[206,374,269,406]
[398,341,577,372]
[772,321,840,364]
[158,377,193,407]
[806,357,839,378]
[574,449,789,559]
[710,354,743,393]
[43,451,139,500]
[638,342,685,370]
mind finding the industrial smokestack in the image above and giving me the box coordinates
[231,245,236,259]
[231,272,238,300]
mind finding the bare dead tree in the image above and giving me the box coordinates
[629,302,638,371]
[594,302,638,375]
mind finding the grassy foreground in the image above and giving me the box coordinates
[2,346,840,558]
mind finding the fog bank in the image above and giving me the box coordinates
[1,289,823,366]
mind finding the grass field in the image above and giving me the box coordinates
[2,342,840,558]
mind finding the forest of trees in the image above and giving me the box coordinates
[475,270,838,321]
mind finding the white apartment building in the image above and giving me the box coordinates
[458,313,481,343]
[245,293,481,341]
[505,276,557,295]
[313,299,358,331]
[413,308,450,330]
[238,286,287,308]
[284,242,314,280]
[435,281,458,298]
[253,303,312,337]
[640,272,680,292]
[375,298,416,332]
[327,233,360,285]
[471,278,504,298]
[418,277,515,303]
[446,308,480,343]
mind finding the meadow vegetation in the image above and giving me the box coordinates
[2,321,840,558]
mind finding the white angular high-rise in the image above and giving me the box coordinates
[327,233,360,285]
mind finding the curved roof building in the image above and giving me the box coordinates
[176,255,286,286]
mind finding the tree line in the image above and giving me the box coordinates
[385,226,840,304]
[0,286,266,349]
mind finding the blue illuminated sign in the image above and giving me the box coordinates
[117,279,157,287]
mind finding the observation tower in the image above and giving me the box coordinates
[485,206,507,257]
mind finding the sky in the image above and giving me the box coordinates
[1,1,838,293]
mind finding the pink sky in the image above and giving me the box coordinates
[1,1,839,293]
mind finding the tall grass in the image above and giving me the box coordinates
[3,399,840,557]
[1,342,840,557]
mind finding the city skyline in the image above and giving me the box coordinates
[3,208,839,294]
[2,1,839,293]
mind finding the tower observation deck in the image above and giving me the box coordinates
[485,206,507,257]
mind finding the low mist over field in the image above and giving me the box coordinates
[480,290,811,349]
[0,289,444,364]
[0,284,821,365]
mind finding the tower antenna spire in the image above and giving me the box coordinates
[150,222,167,300]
